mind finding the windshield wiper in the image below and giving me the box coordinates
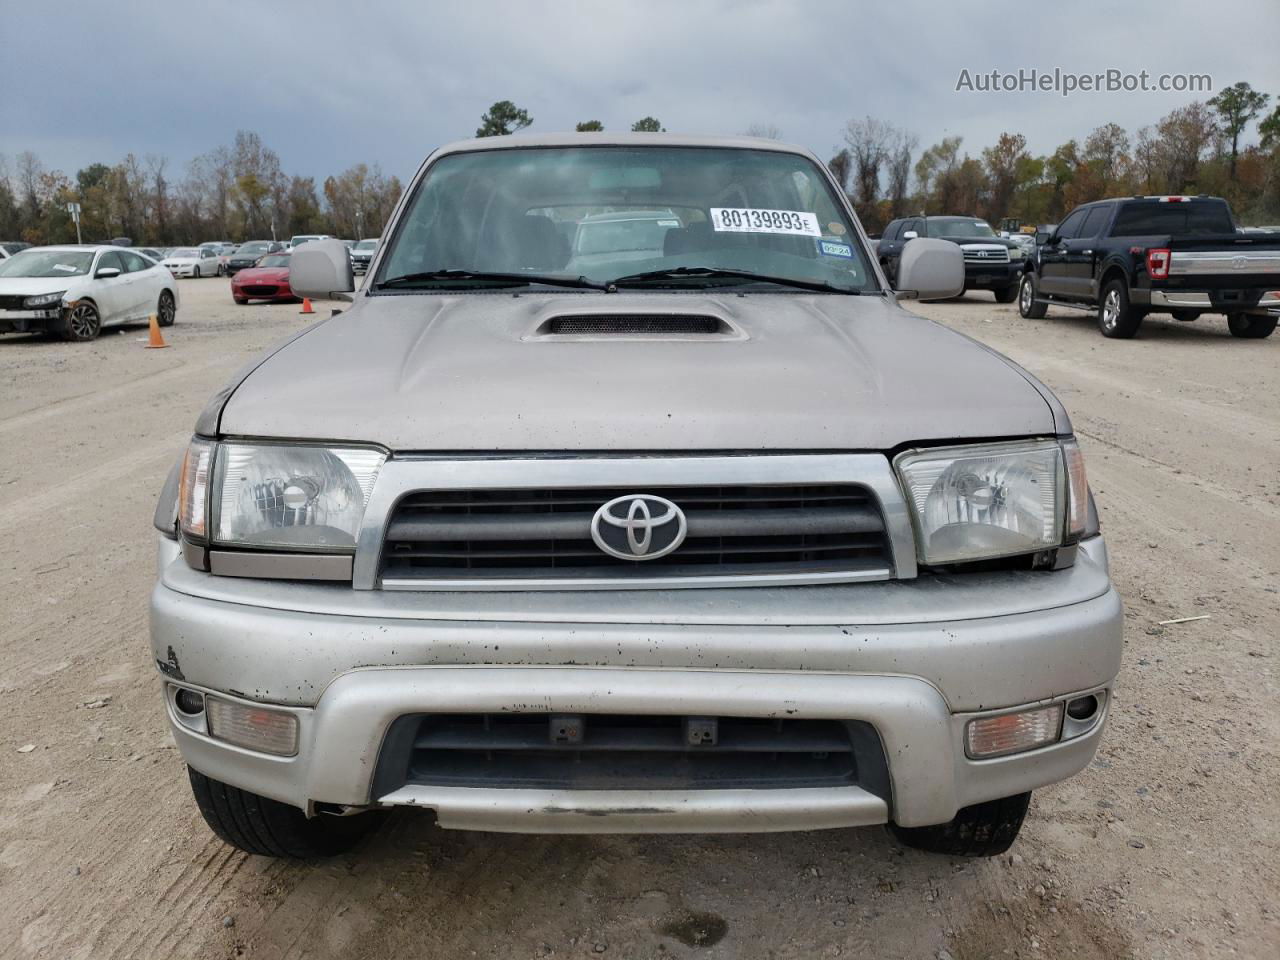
[608,266,858,294]
[377,269,607,291]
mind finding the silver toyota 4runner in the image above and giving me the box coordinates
[151,134,1122,859]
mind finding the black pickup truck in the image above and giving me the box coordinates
[877,216,1025,302]
[1017,196,1280,339]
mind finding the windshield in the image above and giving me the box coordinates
[0,250,94,278]
[291,236,320,246]
[376,146,873,293]
[169,248,199,258]
[355,239,378,252]
[256,254,290,268]
[236,242,272,255]
[930,219,996,238]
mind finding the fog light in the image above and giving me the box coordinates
[1066,694,1099,721]
[205,697,299,756]
[966,703,1063,759]
[174,687,205,716]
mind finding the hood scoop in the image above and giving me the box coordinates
[532,313,742,340]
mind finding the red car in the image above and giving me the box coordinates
[230,253,298,304]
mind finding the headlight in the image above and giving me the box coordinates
[894,439,1087,565]
[24,291,66,308]
[177,439,386,552]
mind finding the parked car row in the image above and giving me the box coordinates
[864,199,1279,339]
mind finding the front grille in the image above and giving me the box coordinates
[0,295,30,311]
[379,484,890,585]
[962,247,1011,263]
[374,713,880,791]
[544,314,722,335]
[241,284,278,296]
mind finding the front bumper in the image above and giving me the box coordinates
[963,261,1021,287]
[0,307,60,332]
[152,536,1122,832]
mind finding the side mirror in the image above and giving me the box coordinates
[290,238,355,300]
[95,267,121,279]
[902,230,919,241]
[893,238,963,301]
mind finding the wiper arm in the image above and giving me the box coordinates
[609,266,857,294]
[378,269,607,291]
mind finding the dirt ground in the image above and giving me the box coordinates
[1,278,1276,960]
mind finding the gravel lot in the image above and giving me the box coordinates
[1,279,1276,960]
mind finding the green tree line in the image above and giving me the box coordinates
[0,130,403,246]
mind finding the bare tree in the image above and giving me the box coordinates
[147,155,171,244]
[1081,123,1130,193]
[843,117,893,217]
[16,151,43,230]
[982,132,1029,220]
[743,123,782,140]
[1154,102,1219,192]
[886,130,917,219]
[827,149,852,194]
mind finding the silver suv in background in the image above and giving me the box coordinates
[350,237,379,274]
[152,134,1121,859]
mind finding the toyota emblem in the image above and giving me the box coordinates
[1231,256,1248,270]
[591,494,687,561]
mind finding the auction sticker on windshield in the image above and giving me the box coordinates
[711,208,821,236]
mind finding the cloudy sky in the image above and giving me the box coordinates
[3,0,1278,182]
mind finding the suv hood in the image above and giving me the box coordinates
[216,293,1064,450]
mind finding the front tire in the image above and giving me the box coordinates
[993,284,1018,304]
[157,290,176,327]
[1098,279,1142,338]
[187,767,379,859]
[234,297,249,305]
[1018,273,1048,318]
[889,792,1031,857]
[59,300,102,341]
[1227,313,1277,339]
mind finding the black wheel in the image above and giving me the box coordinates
[993,284,1018,304]
[1098,278,1142,338]
[187,767,379,858]
[59,300,102,341]
[1018,273,1047,318]
[1170,309,1200,323]
[157,290,176,327]
[889,792,1031,858]
[1227,313,1277,339]
[234,297,249,305]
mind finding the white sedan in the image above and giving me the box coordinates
[163,246,221,278]
[0,245,179,341]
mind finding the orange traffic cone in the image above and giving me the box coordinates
[145,313,169,349]
[299,298,315,315]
